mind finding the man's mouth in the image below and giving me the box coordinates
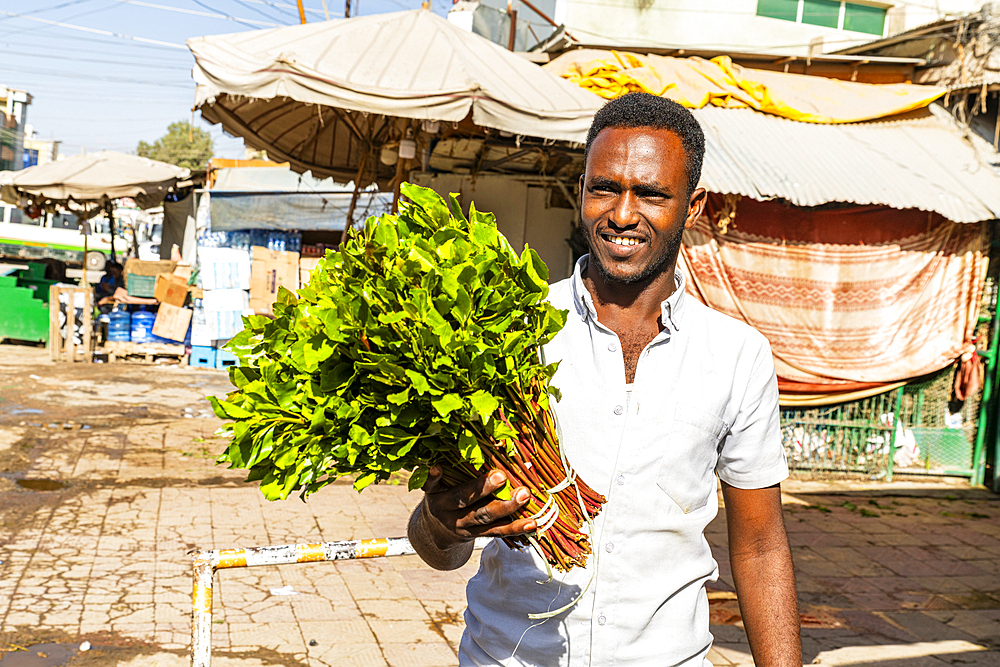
[601,234,644,247]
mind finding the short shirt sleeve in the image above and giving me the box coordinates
[716,338,788,489]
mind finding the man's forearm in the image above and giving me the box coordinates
[729,529,801,666]
[407,502,475,571]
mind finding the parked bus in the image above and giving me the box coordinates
[0,202,116,269]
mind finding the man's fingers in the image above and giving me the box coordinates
[455,491,532,532]
[439,469,507,510]
[464,516,538,539]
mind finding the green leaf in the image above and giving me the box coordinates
[353,471,377,492]
[408,465,429,491]
[208,395,252,419]
[468,390,499,424]
[405,370,431,394]
[431,393,463,418]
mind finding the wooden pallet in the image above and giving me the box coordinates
[49,285,94,363]
[101,340,188,364]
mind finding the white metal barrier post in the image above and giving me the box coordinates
[190,536,489,667]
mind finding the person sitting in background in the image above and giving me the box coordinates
[95,261,123,308]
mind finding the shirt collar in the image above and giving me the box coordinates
[570,255,687,333]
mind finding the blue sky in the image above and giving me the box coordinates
[1,0,450,160]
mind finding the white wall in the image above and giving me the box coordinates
[552,0,986,55]
[409,172,578,282]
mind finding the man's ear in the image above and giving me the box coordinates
[685,187,707,229]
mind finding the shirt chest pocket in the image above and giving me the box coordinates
[656,404,727,514]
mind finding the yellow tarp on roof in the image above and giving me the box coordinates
[544,50,947,124]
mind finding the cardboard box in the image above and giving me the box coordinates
[299,257,321,287]
[191,306,211,347]
[123,259,177,286]
[202,288,249,312]
[207,309,252,340]
[199,248,251,290]
[152,303,192,342]
[154,273,189,307]
[250,246,299,315]
[172,264,193,283]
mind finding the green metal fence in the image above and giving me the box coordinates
[780,367,984,480]
[781,389,901,477]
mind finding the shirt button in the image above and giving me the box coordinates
[605,542,614,553]
[614,405,623,415]
[608,342,617,352]
[597,614,606,626]
[617,475,625,485]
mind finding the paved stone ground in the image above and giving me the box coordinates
[0,346,998,666]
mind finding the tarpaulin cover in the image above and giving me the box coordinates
[209,192,392,231]
[208,167,392,231]
[678,196,987,403]
[545,50,946,123]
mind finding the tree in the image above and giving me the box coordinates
[136,121,213,170]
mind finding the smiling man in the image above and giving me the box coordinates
[408,93,801,666]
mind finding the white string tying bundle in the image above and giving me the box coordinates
[522,406,597,620]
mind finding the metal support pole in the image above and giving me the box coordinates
[191,536,489,667]
[972,308,998,486]
[295,0,307,23]
[507,8,518,50]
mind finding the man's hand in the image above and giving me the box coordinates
[722,481,802,667]
[407,465,535,570]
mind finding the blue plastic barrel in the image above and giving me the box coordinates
[130,308,156,343]
[108,308,131,342]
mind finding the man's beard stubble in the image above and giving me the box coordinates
[588,224,686,286]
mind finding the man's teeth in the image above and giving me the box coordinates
[608,236,640,246]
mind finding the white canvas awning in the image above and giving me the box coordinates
[0,151,190,211]
[188,9,603,186]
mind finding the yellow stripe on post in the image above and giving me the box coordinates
[296,543,326,563]
[355,538,388,558]
[216,548,247,568]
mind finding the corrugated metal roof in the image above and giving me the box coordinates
[694,104,1000,223]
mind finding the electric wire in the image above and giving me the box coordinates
[239,0,322,18]
[0,2,120,43]
[3,63,192,87]
[1,48,192,69]
[0,0,99,23]
[0,10,187,48]
[189,0,269,28]
[231,0,292,23]
[111,0,280,27]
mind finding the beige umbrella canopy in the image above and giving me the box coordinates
[189,9,603,187]
[0,151,190,211]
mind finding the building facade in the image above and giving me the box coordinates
[22,124,61,169]
[452,0,987,55]
[0,87,31,172]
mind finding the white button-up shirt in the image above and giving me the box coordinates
[460,257,787,667]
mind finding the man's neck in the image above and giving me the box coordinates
[581,259,678,326]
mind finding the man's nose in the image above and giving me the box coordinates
[609,191,639,229]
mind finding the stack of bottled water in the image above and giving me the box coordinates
[198,229,302,253]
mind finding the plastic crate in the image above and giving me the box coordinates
[215,348,239,370]
[189,346,216,368]
[126,274,157,298]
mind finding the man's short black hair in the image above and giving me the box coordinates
[585,93,706,197]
